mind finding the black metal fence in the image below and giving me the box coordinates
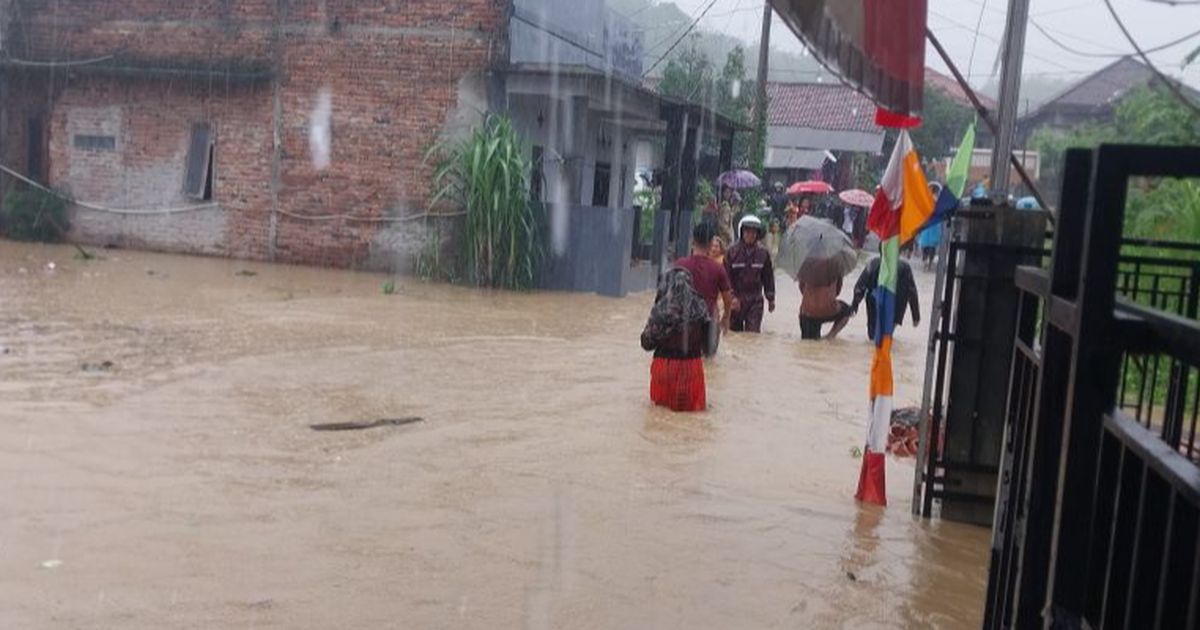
[918,231,1047,519]
[982,145,1200,629]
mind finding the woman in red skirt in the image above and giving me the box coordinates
[640,267,711,412]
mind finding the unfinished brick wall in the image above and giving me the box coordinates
[45,77,273,254]
[4,0,505,268]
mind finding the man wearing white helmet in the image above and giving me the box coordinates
[724,215,776,333]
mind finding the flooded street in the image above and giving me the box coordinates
[0,242,988,628]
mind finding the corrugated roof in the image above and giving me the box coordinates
[1052,57,1153,109]
[1025,57,1154,119]
[766,82,878,133]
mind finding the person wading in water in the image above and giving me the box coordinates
[724,215,775,332]
[850,253,921,341]
[640,268,711,412]
[797,258,852,340]
[676,222,738,356]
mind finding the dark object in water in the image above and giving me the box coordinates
[310,417,423,432]
[846,571,858,582]
[81,360,115,372]
[235,269,258,277]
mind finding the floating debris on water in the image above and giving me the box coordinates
[40,559,63,570]
[81,360,115,372]
[310,417,424,432]
[235,270,258,277]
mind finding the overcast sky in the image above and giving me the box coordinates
[667,0,1200,88]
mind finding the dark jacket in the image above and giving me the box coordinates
[851,257,920,325]
[724,241,776,302]
[642,321,708,360]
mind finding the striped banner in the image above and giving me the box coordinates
[857,130,933,506]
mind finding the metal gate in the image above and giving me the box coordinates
[915,210,1047,521]
[983,145,1200,629]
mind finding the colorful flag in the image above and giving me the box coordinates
[920,120,976,232]
[945,121,975,198]
[770,0,928,124]
[856,130,934,506]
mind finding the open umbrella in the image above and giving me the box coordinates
[776,215,858,282]
[838,188,875,207]
[717,169,761,190]
[787,180,834,195]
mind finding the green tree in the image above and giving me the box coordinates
[658,41,755,166]
[658,35,715,105]
[1031,86,1200,242]
[909,86,974,160]
[659,42,759,214]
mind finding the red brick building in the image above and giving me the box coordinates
[0,0,505,268]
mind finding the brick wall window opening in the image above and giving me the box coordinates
[530,145,545,202]
[184,123,214,201]
[73,134,116,152]
[592,162,611,207]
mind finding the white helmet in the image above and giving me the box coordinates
[738,214,764,238]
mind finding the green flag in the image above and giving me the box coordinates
[946,121,976,198]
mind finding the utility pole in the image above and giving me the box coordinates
[751,1,771,172]
[990,0,1031,198]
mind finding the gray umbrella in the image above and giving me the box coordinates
[776,215,858,282]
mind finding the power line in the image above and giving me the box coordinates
[966,0,989,79]
[642,0,720,77]
[640,2,758,57]
[929,10,1083,73]
[1032,20,1200,59]
[1102,0,1200,116]
[952,0,1150,60]
[1032,1,1100,17]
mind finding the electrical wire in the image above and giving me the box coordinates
[956,0,1200,63]
[966,0,989,79]
[0,163,465,221]
[2,54,115,67]
[0,164,218,214]
[929,10,1082,73]
[1032,20,1200,59]
[642,0,720,77]
[1103,0,1200,117]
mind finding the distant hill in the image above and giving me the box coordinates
[607,0,828,82]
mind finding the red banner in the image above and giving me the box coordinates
[770,0,927,125]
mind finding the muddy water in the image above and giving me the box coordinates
[0,242,988,629]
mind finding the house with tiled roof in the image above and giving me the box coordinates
[926,67,997,112]
[1016,56,1199,146]
[763,81,885,187]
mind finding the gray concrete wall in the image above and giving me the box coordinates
[539,203,634,297]
[69,206,227,255]
[364,214,464,277]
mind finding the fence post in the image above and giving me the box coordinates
[1043,146,1129,625]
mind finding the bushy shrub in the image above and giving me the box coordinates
[1,188,70,242]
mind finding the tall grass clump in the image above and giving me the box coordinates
[1,187,70,242]
[429,114,544,290]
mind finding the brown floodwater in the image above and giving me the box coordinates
[0,241,989,629]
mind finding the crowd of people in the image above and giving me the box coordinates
[641,180,934,413]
